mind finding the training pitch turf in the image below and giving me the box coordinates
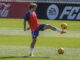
[0,18,80,60]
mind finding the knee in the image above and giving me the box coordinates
[45,24,51,28]
[43,24,52,30]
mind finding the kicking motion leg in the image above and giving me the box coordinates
[43,24,66,34]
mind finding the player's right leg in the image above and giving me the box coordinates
[43,24,66,34]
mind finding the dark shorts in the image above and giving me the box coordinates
[32,24,45,39]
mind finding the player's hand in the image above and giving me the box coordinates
[27,27,30,30]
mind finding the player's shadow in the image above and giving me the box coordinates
[0,56,51,59]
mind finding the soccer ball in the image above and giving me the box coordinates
[61,23,67,29]
[58,48,64,54]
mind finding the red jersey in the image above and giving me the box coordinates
[24,11,40,31]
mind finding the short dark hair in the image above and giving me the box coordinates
[29,3,37,9]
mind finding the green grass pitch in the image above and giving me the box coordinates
[0,18,80,60]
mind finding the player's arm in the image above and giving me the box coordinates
[24,18,26,31]
[24,13,28,31]
[24,12,31,31]
[24,20,30,31]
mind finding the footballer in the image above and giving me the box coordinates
[24,3,66,56]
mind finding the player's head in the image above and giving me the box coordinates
[29,3,37,11]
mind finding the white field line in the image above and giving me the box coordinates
[0,28,80,38]
[0,45,80,59]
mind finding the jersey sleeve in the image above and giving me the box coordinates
[24,13,29,21]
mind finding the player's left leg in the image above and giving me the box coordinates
[29,30,39,56]
[43,24,66,34]
[30,38,37,56]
